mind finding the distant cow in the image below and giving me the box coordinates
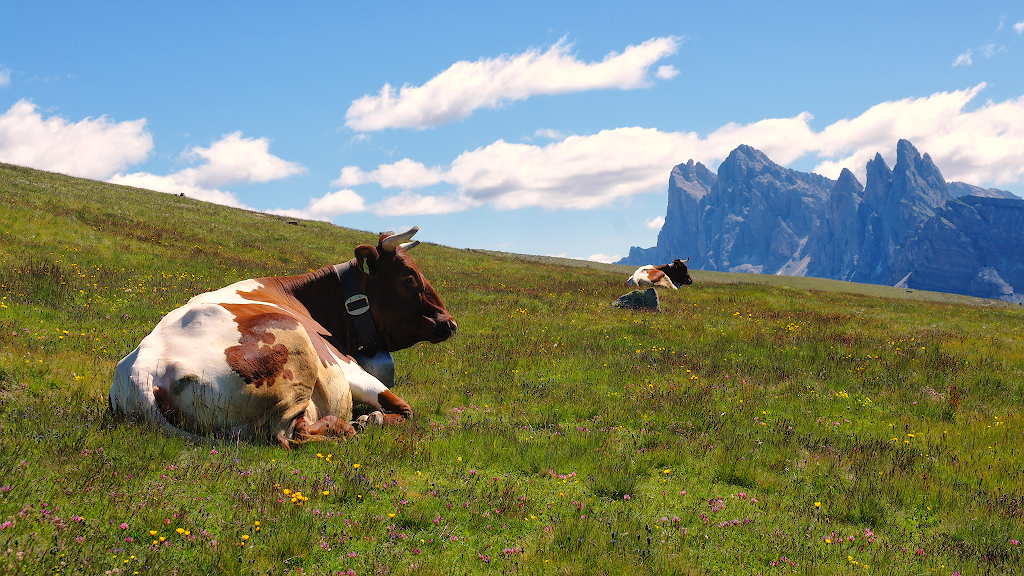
[110,226,457,449]
[625,258,692,290]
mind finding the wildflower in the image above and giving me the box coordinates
[119,523,129,530]
[353,463,360,469]
[149,530,158,536]
[814,502,821,508]
[323,491,330,496]
[176,528,184,535]
[623,494,631,500]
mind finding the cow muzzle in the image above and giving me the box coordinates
[430,316,457,342]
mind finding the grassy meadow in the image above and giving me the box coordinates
[1,161,1022,575]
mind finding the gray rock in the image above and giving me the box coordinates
[613,288,660,311]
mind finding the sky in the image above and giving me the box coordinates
[2,1,1024,263]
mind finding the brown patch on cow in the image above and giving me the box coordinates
[223,308,297,388]
[646,268,667,283]
[234,278,352,368]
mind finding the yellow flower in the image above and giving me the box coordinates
[175,528,184,535]
[282,489,291,495]
[814,502,821,508]
[663,469,671,474]
[149,530,157,536]
[353,463,360,469]
[323,490,330,496]
[388,513,396,518]
[241,535,250,541]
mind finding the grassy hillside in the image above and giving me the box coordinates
[1,162,1022,575]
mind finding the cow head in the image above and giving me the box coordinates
[663,258,693,286]
[354,226,457,351]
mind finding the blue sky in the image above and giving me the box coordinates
[3,1,1024,261]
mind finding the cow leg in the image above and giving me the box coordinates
[342,361,413,423]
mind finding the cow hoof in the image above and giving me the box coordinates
[354,411,385,430]
[381,412,409,425]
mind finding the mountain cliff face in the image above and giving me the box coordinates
[619,140,1024,303]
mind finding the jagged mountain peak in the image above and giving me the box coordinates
[619,140,1024,303]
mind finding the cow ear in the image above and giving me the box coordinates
[354,245,379,275]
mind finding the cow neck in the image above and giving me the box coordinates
[333,262,381,356]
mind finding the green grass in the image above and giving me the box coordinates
[1,161,1022,575]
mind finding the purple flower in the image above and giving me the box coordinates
[623,494,631,500]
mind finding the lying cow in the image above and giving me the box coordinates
[625,258,692,289]
[109,226,456,449]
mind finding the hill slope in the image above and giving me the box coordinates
[2,162,1023,575]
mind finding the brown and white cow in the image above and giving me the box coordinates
[109,226,456,449]
[625,258,693,290]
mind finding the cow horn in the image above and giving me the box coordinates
[682,257,690,263]
[399,241,420,251]
[381,226,419,252]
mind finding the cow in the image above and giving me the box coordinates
[625,258,692,290]
[109,226,457,449]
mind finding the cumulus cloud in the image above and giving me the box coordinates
[335,83,1024,216]
[952,50,972,66]
[1014,20,1024,34]
[268,189,366,220]
[110,132,305,207]
[0,99,152,179]
[333,158,444,189]
[655,65,679,79]
[534,128,567,140]
[587,253,622,263]
[368,191,471,216]
[645,216,666,230]
[0,68,10,88]
[345,36,680,131]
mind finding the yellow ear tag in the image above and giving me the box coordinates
[361,261,371,274]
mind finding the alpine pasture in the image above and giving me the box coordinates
[1,162,1022,575]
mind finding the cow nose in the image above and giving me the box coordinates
[440,317,457,337]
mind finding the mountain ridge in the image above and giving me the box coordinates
[619,140,1024,303]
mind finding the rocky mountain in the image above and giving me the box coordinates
[619,140,1024,303]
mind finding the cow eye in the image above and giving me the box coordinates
[404,276,416,285]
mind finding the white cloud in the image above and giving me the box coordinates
[333,158,444,189]
[645,216,665,230]
[0,68,10,88]
[268,189,366,220]
[337,84,1024,215]
[981,43,1005,58]
[178,131,306,188]
[110,132,305,208]
[587,253,622,263]
[534,128,566,140]
[0,99,152,179]
[345,36,681,131]
[953,50,972,67]
[655,65,679,80]
[368,191,472,216]
[1014,20,1024,34]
